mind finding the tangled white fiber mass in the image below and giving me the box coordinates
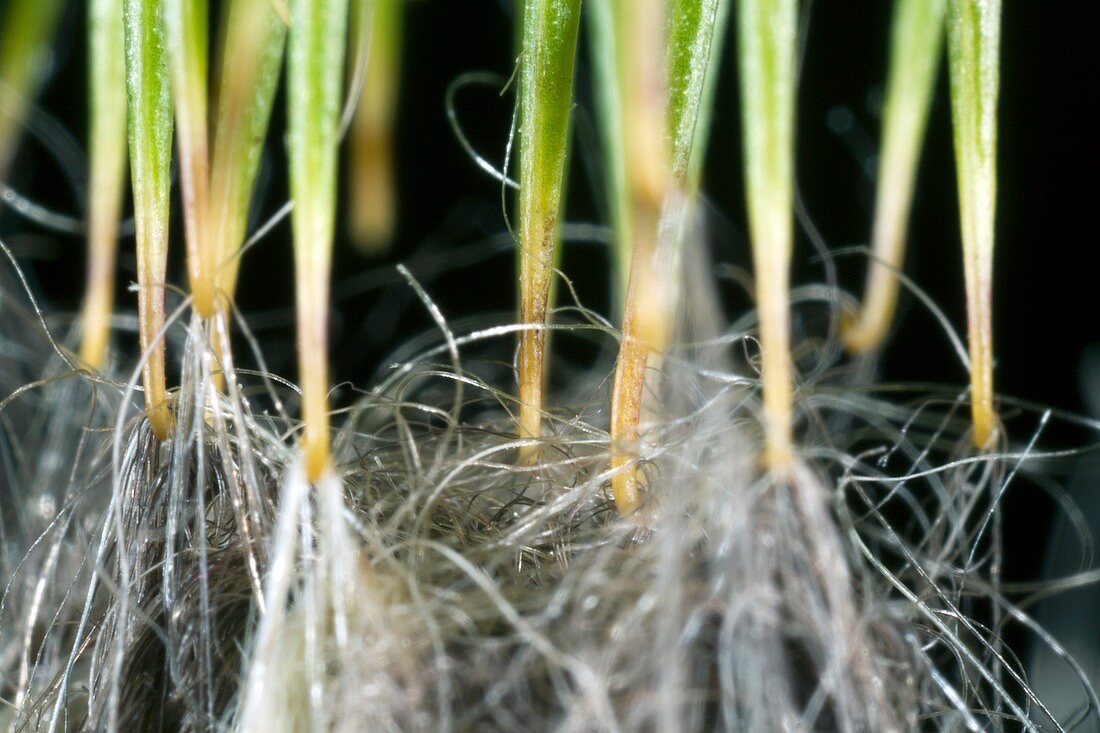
[1,229,1098,731]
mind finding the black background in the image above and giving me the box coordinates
[4,0,1099,585]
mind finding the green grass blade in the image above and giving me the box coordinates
[288,0,349,481]
[947,0,1001,448]
[659,0,729,340]
[668,0,730,192]
[124,0,174,440]
[209,0,286,304]
[585,0,631,291]
[738,0,797,474]
[590,0,728,513]
[0,0,65,179]
[843,0,945,353]
[79,0,128,369]
[348,0,401,255]
[164,0,215,316]
[516,0,582,457]
[589,0,728,299]
[607,0,670,514]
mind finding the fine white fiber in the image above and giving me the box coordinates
[3,220,1098,729]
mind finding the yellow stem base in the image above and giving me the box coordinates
[609,324,649,516]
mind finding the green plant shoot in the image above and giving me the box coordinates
[289,0,349,482]
[164,0,215,317]
[600,0,728,514]
[843,0,945,353]
[0,0,64,180]
[607,0,671,514]
[349,0,402,254]
[209,0,286,306]
[947,0,1001,448]
[589,0,728,298]
[668,0,729,195]
[516,0,582,460]
[79,0,128,369]
[585,0,630,292]
[738,0,797,474]
[124,0,174,440]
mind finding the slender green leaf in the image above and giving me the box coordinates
[589,0,728,299]
[844,0,945,353]
[289,0,349,481]
[164,0,215,316]
[124,0,174,439]
[738,0,797,473]
[80,0,129,369]
[516,0,582,456]
[606,0,672,515]
[947,0,1001,447]
[0,0,65,178]
[349,0,401,254]
[585,0,631,290]
[591,0,728,513]
[209,0,286,303]
[668,0,730,192]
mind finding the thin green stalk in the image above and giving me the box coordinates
[588,0,729,300]
[516,0,582,460]
[289,0,349,482]
[608,0,670,514]
[124,0,174,440]
[79,0,128,369]
[349,0,402,254]
[585,0,631,292]
[0,0,65,179]
[947,0,1001,448]
[164,0,215,317]
[598,0,728,514]
[668,0,730,194]
[209,0,286,304]
[636,0,729,353]
[843,0,945,353]
[738,0,797,474]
